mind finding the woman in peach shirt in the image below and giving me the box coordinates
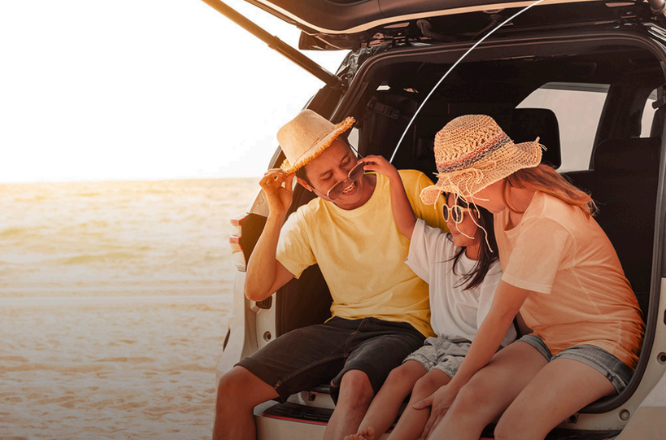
[415,115,644,440]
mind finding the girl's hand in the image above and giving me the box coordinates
[259,169,295,218]
[362,155,399,180]
[413,385,458,439]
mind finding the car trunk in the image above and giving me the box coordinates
[214,0,666,436]
[258,27,666,435]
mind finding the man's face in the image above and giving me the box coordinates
[302,138,368,208]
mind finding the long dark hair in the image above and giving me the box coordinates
[447,194,499,291]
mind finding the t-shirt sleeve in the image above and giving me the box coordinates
[275,208,316,279]
[400,170,449,233]
[405,218,449,283]
[501,218,572,294]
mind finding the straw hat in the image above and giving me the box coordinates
[421,114,543,205]
[277,110,355,175]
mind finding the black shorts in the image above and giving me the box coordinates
[236,317,425,403]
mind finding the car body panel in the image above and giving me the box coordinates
[617,369,666,439]
[245,0,609,34]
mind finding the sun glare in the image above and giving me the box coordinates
[0,0,347,183]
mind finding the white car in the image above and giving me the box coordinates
[213,0,666,438]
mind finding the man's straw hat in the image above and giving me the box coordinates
[278,110,355,175]
[421,114,543,205]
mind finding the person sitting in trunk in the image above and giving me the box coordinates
[212,109,449,440]
[344,155,516,440]
[415,114,644,440]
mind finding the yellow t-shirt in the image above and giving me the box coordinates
[276,170,448,337]
[496,192,644,368]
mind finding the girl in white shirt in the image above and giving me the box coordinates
[345,156,516,440]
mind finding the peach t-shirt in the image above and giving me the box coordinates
[495,192,644,369]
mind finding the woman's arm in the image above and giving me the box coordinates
[414,280,530,438]
[362,155,417,239]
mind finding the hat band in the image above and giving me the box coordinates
[437,131,512,173]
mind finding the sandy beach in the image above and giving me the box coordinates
[0,178,258,439]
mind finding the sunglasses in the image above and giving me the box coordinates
[442,204,476,223]
[326,160,365,200]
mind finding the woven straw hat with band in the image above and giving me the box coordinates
[420,114,544,205]
[277,109,355,175]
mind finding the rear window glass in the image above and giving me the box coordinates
[517,82,609,172]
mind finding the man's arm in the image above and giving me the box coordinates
[244,169,296,302]
[362,156,417,239]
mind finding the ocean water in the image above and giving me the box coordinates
[0,178,260,297]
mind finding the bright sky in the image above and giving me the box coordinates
[0,0,348,183]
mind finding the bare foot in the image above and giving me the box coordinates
[344,427,375,440]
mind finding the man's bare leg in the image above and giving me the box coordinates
[324,370,375,440]
[212,366,279,440]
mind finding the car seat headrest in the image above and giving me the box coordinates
[592,137,661,172]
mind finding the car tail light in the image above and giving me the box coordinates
[230,215,247,272]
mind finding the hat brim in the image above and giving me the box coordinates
[420,139,543,205]
[280,117,355,175]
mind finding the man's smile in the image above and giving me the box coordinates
[341,181,356,195]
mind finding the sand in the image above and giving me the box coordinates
[0,177,260,439]
[0,296,231,440]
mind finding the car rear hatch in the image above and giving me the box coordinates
[203,0,643,80]
[226,0,636,49]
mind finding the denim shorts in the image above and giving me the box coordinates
[236,317,424,403]
[403,336,471,379]
[518,334,634,393]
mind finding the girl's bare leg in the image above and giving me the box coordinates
[493,358,615,440]
[427,342,548,440]
[345,361,427,440]
[386,369,451,440]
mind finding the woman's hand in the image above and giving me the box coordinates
[361,155,399,180]
[413,385,459,440]
[259,169,295,218]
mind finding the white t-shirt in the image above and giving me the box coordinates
[405,219,516,347]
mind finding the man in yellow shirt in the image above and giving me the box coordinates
[213,110,447,440]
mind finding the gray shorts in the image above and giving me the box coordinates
[518,334,634,393]
[403,336,471,379]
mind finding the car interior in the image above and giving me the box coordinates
[251,35,664,431]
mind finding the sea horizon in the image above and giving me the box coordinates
[0,177,260,298]
[0,175,262,186]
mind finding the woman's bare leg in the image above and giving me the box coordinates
[426,342,548,440]
[493,358,616,440]
[386,369,451,440]
[345,361,427,440]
